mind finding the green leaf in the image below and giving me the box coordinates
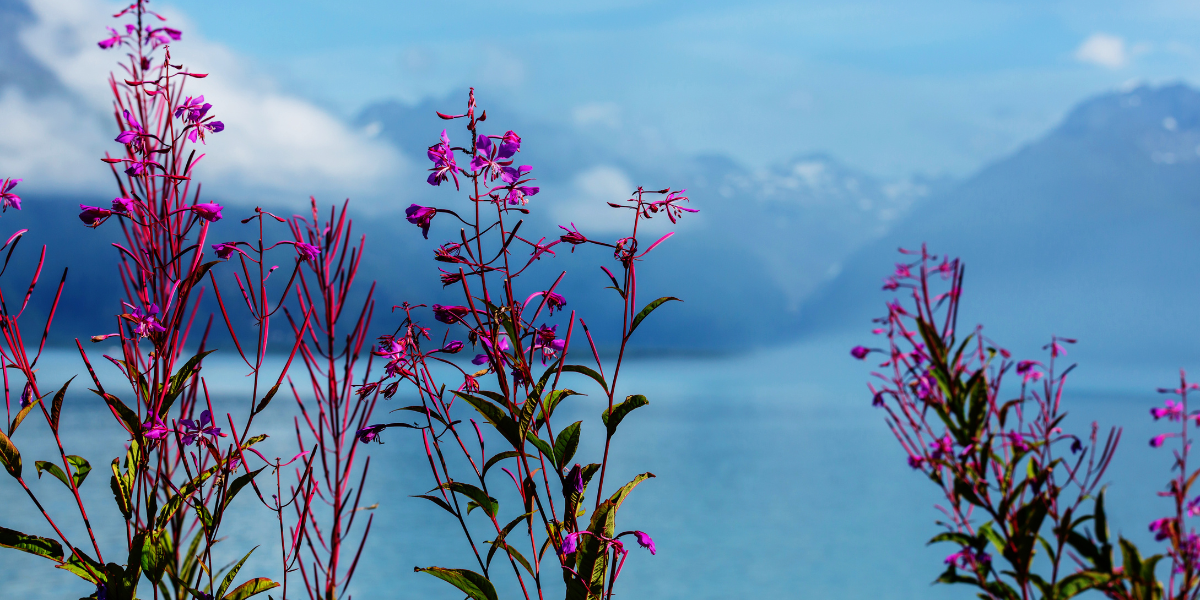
[627,297,680,338]
[161,350,216,417]
[66,455,91,487]
[141,528,171,584]
[413,494,458,517]
[96,391,141,437]
[0,526,63,561]
[8,391,43,437]
[454,391,522,448]
[252,381,281,416]
[0,427,21,478]
[570,473,655,600]
[1057,571,1108,599]
[553,422,582,470]
[222,578,280,600]
[57,549,105,584]
[536,389,582,429]
[528,434,554,464]
[483,451,520,477]
[561,365,608,395]
[36,460,70,488]
[927,531,974,546]
[216,547,258,600]
[485,511,535,569]
[414,566,498,600]
[440,481,498,518]
[50,376,74,432]
[601,395,648,437]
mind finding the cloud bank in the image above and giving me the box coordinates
[0,0,408,205]
[1074,33,1129,69]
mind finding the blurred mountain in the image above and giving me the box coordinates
[799,83,1200,368]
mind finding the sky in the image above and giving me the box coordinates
[154,0,1200,178]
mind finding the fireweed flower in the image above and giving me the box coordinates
[545,291,567,315]
[1007,431,1031,452]
[127,303,167,338]
[18,384,33,409]
[441,340,464,354]
[110,197,136,214]
[1151,399,1185,422]
[191,202,223,222]
[907,454,924,469]
[294,242,320,262]
[426,130,458,188]
[929,434,954,460]
[850,346,870,360]
[212,242,239,259]
[506,185,540,206]
[563,464,584,495]
[357,424,386,444]
[431,304,469,324]
[79,205,112,227]
[142,414,170,440]
[174,96,211,124]
[470,134,504,179]
[500,164,532,185]
[1,178,22,211]
[558,224,587,248]
[1016,360,1043,383]
[881,277,900,290]
[561,532,582,554]
[1151,433,1172,448]
[1188,497,1200,517]
[97,26,122,49]
[633,531,656,555]
[434,242,466,263]
[179,410,225,446]
[406,204,436,239]
[1150,518,1173,541]
[439,269,463,287]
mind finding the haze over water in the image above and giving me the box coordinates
[0,337,1176,599]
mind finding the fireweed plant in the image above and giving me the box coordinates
[352,92,692,600]
[854,246,1200,600]
[0,3,380,599]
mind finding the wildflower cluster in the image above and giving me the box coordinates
[856,245,1122,600]
[354,90,693,600]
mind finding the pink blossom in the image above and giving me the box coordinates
[545,292,567,315]
[561,532,581,554]
[190,203,223,222]
[558,224,588,248]
[0,178,21,211]
[127,304,167,338]
[356,424,386,444]
[850,346,870,360]
[406,204,436,239]
[143,414,170,440]
[426,130,458,188]
[634,531,656,555]
[431,304,469,324]
[98,27,122,49]
[1151,399,1185,422]
[111,197,136,214]
[1151,433,1171,448]
[1016,360,1043,384]
[79,205,112,227]
[179,410,225,446]
[211,242,240,259]
[294,242,320,262]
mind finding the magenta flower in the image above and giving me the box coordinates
[179,410,224,446]
[564,464,584,495]
[850,346,869,360]
[143,414,170,440]
[0,178,21,211]
[506,185,540,206]
[907,455,924,469]
[174,96,212,124]
[472,354,489,366]
[633,531,656,555]
[500,164,532,184]
[1151,399,1185,422]
[559,224,587,247]
[431,304,469,324]
[98,27,122,49]
[470,134,504,179]
[111,197,136,214]
[441,341,464,354]
[440,270,463,287]
[434,242,466,263]
[406,204,436,239]
[929,434,954,460]
[1150,518,1173,541]
[294,242,320,262]
[426,130,459,188]
[191,203,223,222]
[561,532,581,554]
[881,277,900,291]
[1016,360,1043,384]
[1151,433,1171,448]
[18,384,33,409]
[357,424,386,444]
[545,291,567,315]
[1007,431,1031,452]
[1188,497,1200,517]
[127,304,168,338]
[212,242,239,259]
[499,130,521,157]
[188,120,224,144]
[79,205,112,227]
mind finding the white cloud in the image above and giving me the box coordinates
[572,102,622,129]
[1,0,408,205]
[1074,33,1129,69]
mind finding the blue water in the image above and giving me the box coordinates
[0,336,1181,598]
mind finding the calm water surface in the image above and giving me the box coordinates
[0,335,1179,598]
